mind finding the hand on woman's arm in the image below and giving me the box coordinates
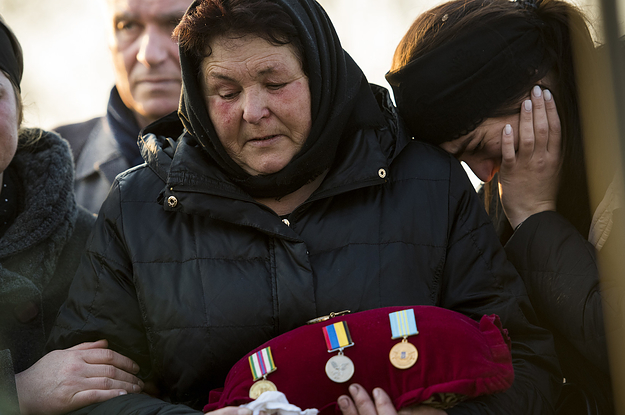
[499,85,562,229]
[338,384,445,415]
[15,339,143,415]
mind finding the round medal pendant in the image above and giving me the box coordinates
[325,354,355,383]
[389,341,418,369]
[249,379,278,399]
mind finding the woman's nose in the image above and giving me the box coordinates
[242,88,270,124]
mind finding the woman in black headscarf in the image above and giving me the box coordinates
[386,0,613,413]
[0,15,143,415]
[49,0,560,414]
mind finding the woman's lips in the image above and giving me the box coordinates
[250,135,277,141]
[247,135,281,146]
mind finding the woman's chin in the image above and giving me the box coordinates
[476,167,498,183]
[481,174,495,183]
[244,161,290,176]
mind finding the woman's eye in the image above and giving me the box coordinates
[267,83,286,90]
[472,140,485,153]
[220,91,239,100]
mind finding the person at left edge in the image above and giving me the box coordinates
[47,0,560,413]
[0,14,144,415]
[54,0,192,214]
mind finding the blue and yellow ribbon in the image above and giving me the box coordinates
[322,321,353,352]
[389,309,419,339]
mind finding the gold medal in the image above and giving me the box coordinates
[388,309,419,369]
[389,338,418,369]
[249,379,278,399]
[325,353,355,383]
[248,347,278,399]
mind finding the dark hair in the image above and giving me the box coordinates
[392,0,594,235]
[174,0,306,73]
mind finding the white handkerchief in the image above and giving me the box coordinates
[242,391,319,415]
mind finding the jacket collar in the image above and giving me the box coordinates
[74,87,139,182]
[106,87,142,166]
[73,119,131,183]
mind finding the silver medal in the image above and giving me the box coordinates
[325,354,355,383]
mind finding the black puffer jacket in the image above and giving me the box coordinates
[48,87,560,414]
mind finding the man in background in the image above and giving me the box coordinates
[56,0,191,213]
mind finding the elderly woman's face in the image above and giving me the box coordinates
[200,34,312,176]
[0,71,18,176]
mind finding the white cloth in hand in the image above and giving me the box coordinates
[241,391,319,415]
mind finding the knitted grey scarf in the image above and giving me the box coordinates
[0,129,78,308]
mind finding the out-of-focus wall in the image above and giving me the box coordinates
[0,0,112,129]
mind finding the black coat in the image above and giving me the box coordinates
[48,88,560,414]
[54,87,141,214]
[480,180,614,414]
[504,211,613,414]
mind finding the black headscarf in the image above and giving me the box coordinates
[0,15,22,91]
[178,0,382,198]
[385,14,553,145]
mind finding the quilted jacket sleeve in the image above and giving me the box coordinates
[440,160,561,415]
[504,210,610,375]
[47,182,201,415]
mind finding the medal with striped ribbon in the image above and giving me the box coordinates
[248,347,278,399]
[388,309,419,369]
[322,321,355,383]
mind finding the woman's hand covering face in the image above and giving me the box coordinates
[498,85,563,229]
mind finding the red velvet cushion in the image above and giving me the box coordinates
[204,306,513,414]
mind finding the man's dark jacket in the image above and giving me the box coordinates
[48,87,560,414]
[54,87,141,214]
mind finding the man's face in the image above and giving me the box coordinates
[107,0,190,128]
